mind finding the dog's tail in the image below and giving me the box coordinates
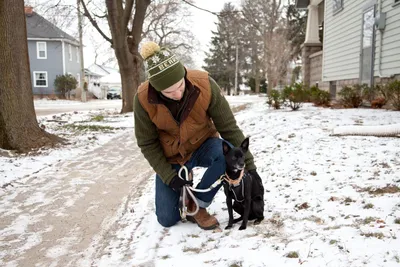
[233,217,243,223]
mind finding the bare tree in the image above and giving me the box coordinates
[0,1,63,151]
[142,0,197,68]
[268,26,292,87]
[242,0,283,94]
[81,0,150,113]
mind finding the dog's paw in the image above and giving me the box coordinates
[254,218,263,225]
[225,225,232,230]
[239,225,247,230]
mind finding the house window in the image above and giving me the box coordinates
[36,42,47,59]
[333,0,343,14]
[76,47,79,63]
[33,71,48,87]
[68,44,72,61]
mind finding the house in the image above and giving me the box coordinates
[86,63,122,98]
[25,6,81,96]
[296,0,400,98]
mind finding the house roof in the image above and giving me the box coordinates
[25,11,78,44]
[87,63,119,77]
[295,0,310,9]
[85,69,102,77]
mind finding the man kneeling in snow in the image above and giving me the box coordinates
[134,41,262,230]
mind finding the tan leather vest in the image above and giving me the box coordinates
[137,70,218,164]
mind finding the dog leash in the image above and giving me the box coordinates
[227,175,245,203]
[178,165,225,221]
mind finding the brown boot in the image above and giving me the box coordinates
[186,199,219,230]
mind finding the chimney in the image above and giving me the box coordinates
[24,6,33,16]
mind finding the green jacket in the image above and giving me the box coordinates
[134,76,256,184]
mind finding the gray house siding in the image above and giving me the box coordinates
[64,42,81,84]
[26,11,81,95]
[322,0,400,84]
[28,40,63,95]
[374,1,400,77]
[322,0,362,82]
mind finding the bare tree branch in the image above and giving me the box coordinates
[181,0,240,17]
[130,0,151,51]
[123,0,134,30]
[93,12,108,19]
[80,0,113,45]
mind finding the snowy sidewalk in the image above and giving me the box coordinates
[0,131,153,267]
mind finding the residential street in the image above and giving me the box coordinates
[34,99,122,116]
[0,130,153,266]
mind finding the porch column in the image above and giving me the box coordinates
[305,3,321,44]
[302,1,323,86]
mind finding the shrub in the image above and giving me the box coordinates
[267,89,282,109]
[309,86,330,106]
[375,83,391,101]
[338,85,363,108]
[359,83,374,102]
[281,83,308,111]
[387,80,400,110]
[54,74,78,99]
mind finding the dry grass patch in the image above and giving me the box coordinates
[182,246,202,253]
[363,203,374,209]
[360,232,385,239]
[286,251,299,258]
[358,185,400,195]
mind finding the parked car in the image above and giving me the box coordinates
[107,87,121,99]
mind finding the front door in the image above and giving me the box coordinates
[360,6,376,86]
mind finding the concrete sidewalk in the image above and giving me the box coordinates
[0,131,153,267]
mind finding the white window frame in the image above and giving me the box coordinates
[333,0,344,14]
[33,71,48,87]
[68,44,72,61]
[76,46,80,63]
[36,42,47,59]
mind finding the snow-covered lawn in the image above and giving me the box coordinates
[1,96,400,266]
[95,102,400,267]
[0,108,132,187]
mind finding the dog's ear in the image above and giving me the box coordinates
[240,137,249,153]
[222,141,231,155]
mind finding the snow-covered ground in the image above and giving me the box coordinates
[1,96,400,267]
[0,108,131,187]
[95,101,400,267]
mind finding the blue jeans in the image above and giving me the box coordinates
[155,137,226,227]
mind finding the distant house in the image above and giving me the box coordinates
[86,63,122,98]
[25,6,81,95]
[296,0,400,98]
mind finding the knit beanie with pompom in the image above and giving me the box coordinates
[140,41,185,91]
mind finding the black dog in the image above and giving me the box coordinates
[222,137,264,230]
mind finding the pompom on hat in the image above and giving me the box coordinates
[140,41,185,91]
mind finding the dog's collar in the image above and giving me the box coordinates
[223,169,245,186]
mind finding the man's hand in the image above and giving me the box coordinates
[169,175,193,191]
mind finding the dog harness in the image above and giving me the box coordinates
[223,169,247,203]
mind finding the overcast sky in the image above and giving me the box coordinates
[182,0,241,69]
[28,0,241,69]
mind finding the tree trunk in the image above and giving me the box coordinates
[0,0,63,151]
[267,67,274,96]
[114,44,136,113]
[255,76,260,94]
[104,0,149,113]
